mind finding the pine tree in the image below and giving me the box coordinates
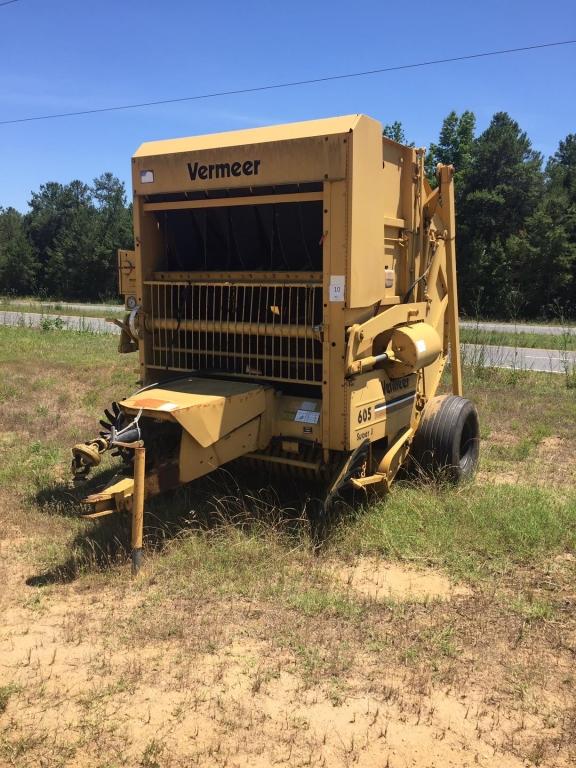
[0,207,38,294]
[92,173,134,298]
[457,112,544,316]
[382,121,408,144]
[508,134,576,315]
[425,110,476,191]
[25,175,133,300]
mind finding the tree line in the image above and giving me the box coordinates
[1,113,575,316]
[0,173,133,301]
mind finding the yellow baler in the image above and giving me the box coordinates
[72,114,479,537]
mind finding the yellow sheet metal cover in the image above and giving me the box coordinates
[121,378,268,448]
[133,115,364,158]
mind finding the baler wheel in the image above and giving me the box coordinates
[410,395,479,483]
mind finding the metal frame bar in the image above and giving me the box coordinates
[149,271,322,283]
[143,191,323,212]
[438,165,462,397]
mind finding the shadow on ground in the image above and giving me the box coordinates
[26,463,368,586]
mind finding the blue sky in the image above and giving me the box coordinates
[1,0,575,211]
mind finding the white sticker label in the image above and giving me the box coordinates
[295,409,320,424]
[140,170,154,184]
[415,339,427,354]
[329,275,345,302]
[300,401,318,411]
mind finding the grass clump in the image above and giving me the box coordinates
[333,483,576,580]
[0,296,124,319]
[509,595,556,622]
[0,325,130,370]
[154,525,303,600]
[148,522,359,614]
[0,684,21,713]
[287,587,362,619]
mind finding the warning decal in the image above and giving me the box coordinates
[295,409,321,424]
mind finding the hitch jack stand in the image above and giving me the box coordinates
[131,445,146,575]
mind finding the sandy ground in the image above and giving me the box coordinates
[2,526,574,768]
[331,559,472,602]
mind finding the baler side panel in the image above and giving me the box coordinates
[347,117,386,308]
[179,419,264,484]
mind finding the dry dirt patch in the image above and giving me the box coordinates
[478,431,576,486]
[536,436,576,485]
[330,557,472,602]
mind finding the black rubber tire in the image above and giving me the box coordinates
[410,395,480,483]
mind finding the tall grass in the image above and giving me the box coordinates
[332,483,576,580]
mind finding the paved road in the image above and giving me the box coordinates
[0,310,120,334]
[3,310,575,374]
[460,343,574,374]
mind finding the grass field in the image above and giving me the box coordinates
[1,325,575,767]
[460,327,576,351]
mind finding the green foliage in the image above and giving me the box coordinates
[39,315,65,331]
[0,174,133,301]
[0,207,38,294]
[424,112,575,318]
[456,113,546,314]
[334,484,576,580]
[425,110,476,191]
[519,134,576,314]
[382,120,408,144]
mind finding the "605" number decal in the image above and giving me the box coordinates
[357,407,372,424]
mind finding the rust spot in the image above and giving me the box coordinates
[422,394,449,419]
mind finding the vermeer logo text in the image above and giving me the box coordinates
[187,160,261,181]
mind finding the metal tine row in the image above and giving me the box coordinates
[146,280,322,383]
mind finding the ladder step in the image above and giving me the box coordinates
[350,474,385,489]
[81,509,117,519]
